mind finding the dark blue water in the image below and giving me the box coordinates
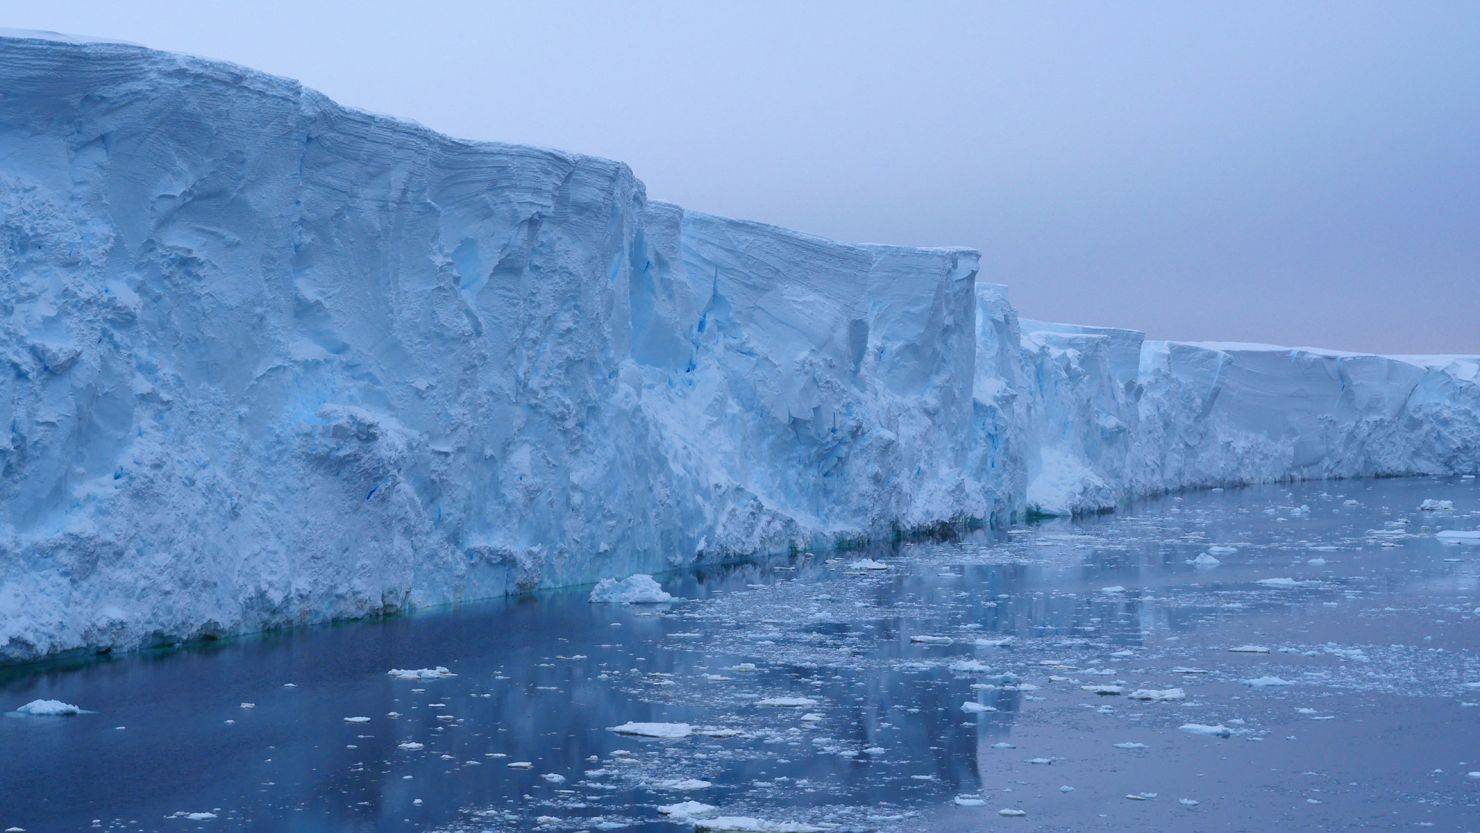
[3,477,1478,832]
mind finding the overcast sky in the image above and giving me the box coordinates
[6,1,1478,352]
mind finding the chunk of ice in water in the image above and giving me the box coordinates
[1242,676,1294,687]
[1128,687,1186,701]
[14,699,81,716]
[608,722,692,739]
[755,697,818,708]
[387,666,455,680]
[588,575,674,604]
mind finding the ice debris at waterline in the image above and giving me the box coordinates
[588,575,675,604]
[1,30,1479,666]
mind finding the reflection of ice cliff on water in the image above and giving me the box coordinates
[3,31,1480,667]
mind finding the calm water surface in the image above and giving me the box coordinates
[3,477,1478,832]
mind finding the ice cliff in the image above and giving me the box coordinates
[2,32,1477,664]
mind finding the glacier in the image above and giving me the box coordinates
[0,31,1476,665]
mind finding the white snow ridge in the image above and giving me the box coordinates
[0,31,1478,665]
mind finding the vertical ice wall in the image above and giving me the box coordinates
[0,32,1476,665]
[0,33,996,663]
[1008,311,1480,515]
[630,206,990,555]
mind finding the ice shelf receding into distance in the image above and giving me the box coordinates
[1,31,1477,665]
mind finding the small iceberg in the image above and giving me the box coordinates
[589,574,674,604]
[1436,530,1480,546]
[14,699,83,716]
[1180,723,1233,738]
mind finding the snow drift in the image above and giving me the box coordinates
[1,32,1476,664]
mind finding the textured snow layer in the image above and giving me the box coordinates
[1,32,1477,664]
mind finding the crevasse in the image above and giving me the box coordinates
[1,32,1476,664]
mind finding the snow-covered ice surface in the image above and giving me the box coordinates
[2,478,1478,832]
[1,32,1478,665]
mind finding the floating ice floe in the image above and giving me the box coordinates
[975,636,1016,648]
[909,635,953,645]
[1242,676,1294,687]
[656,778,712,791]
[397,741,424,751]
[693,817,826,832]
[998,808,1027,817]
[1081,684,1123,696]
[588,575,674,604]
[1436,530,1480,545]
[14,699,82,716]
[1257,577,1313,588]
[658,801,718,820]
[846,559,890,571]
[1190,553,1221,568]
[608,722,692,739]
[1113,741,1148,749]
[1206,545,1238,556]
[949,659,992,673]
[387,666,455,680]
[1420,499,1454,511]
[1127,687,1186,701]
[953,795,986,807]
[1180,723,1234,738]
[961,701,997,714]
[343,716,371,723]
[1228,645,1271,653]
[755,697,818,708]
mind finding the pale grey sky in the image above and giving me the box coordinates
[5,0,1478,352]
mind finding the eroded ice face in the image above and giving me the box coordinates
[2,476,1478,832]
